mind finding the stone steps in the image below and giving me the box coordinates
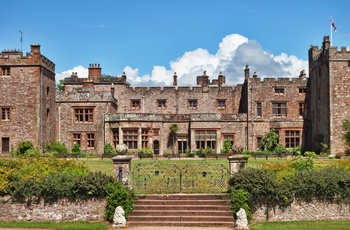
[127,194,234,227]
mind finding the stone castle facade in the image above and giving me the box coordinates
[0,36,349,155]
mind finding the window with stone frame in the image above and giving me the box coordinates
[223,134,234,147]
[272,102,287,117]
[195,130,216,150]
[157,99,166,109]
[177,135,188,154]
[141,129,150,148]
[188,100,197,109]
[256,136,263,150]
[1,66,10,76]
[1,107,11,121]
[298,87,306,95]
[217,99,226,109]
[285,130,300,148]
[123,129,138,150]
[113,129,119,147]
[274,87,285,95]
[299,103,305,117]
[131,100,141,110]
[256,102,262,117]
[74,108,93,123]
[72,133,81,146]
[87,133,95,148]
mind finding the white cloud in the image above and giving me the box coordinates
[55,33,308,86]
[55,65,88,83]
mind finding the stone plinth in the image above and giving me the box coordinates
[112,155,133,186]
[228,155,248,176]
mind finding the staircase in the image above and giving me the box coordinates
[127,194,234,227]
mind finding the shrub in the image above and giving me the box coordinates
[11,140,35,157]
[105,182,135,222]
[292,151,316,171]
[138,147,154,158]
[104,143,116,155]
[231,189,252,222]
[71,143,82,155]
[196,149,206,158]
[260,129,279,152]
[222,139,233,154]
[44,141,68,155]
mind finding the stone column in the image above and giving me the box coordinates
[112,144,132,186]
[228,155,249,176]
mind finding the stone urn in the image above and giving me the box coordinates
[115,144,128,155]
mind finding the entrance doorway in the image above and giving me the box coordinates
[2,137,9,153]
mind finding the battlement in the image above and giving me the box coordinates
[309,36,350,63]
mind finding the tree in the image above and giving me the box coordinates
[169,124,178,155]
[56,79,64,91]
[342,120,350,147]
[260,129,279,152]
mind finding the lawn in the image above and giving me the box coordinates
[250,220,350,230]
[0,221,108,230]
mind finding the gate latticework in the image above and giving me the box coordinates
[132,161,229,194]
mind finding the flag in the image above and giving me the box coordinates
[331,17,337,32]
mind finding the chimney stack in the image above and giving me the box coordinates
[31,44,41,54]
[244,65,250,80]
[173,72,177,86]
[88,63,102,77]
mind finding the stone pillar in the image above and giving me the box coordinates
[228,155,249,176]
[112,155,133,186]
[112,144,132,186]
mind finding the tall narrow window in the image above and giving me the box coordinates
[299,103,305,117]
[113,129,119,147]
[256,102,262,117]
[74,108,93,122]
[1,137,10,153]
[195,130,216,150]
[72,133,81,146]
[285,130,300,148]
[123,129,138,150]
[87,133,95,148]
[1,108,10,121]
[272,103,287,117]
[177,136,188,154]
[141,129,150,148]
[46,108,50,123]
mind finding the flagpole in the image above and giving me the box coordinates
[330,16,332,46]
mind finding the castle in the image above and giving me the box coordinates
[1,36,349,155]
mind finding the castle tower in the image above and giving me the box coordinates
[0,44,56,153]
[308,36,350,154]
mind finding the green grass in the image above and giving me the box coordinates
[0,221,108,230]
[250,220,350,230]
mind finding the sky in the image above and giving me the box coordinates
[1,0,350,86]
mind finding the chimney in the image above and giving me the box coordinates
[244,65,250,80]
[202,71,209,86]
[253,72,257,78]
[121,72,127,83]
[218,72,225,86]
[88,63,101,77]
[31,44,41,54]
[173,72,177,86]
[83,77,94,88]
[111,83,115,96]
[299,69,307,78]
[323,36,330,51]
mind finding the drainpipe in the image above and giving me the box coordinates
[40,67,43,154]
[250,86,255,150]
[102,103,109,154]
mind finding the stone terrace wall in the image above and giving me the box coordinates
[0,196,106,222]
[253,200,350,222]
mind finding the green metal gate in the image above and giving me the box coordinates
[132,160,229,194]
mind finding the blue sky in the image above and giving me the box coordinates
[2,0,349,85]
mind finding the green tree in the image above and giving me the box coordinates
[56,79,64,91]
[342,120,350,146]
[260,129,279,152]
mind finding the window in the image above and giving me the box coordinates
[256,102,262,117]
[217,100,226,109]
[131,100,141,110]
[2,137,10,153]
[285,130,300,148]
[257,137,263,150]
[188,100,197,109]
[46,86,50,98]
[299,103,305,117]
[299,88,306,95]
[87,133,95,148]
[113,129,119,147]
[141,129,150,148]
[74,108,93,122]
[72,133,81,146]
[1,108,10,121]
[272,103,287,117]
[46,108,50,123]
[177,136,188,154]
[1,66,10,76]
[274,87,284,95]
[157,100,166,109]
[195,130,216,150]
[223,134,234,147]
[123,129,138,150]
